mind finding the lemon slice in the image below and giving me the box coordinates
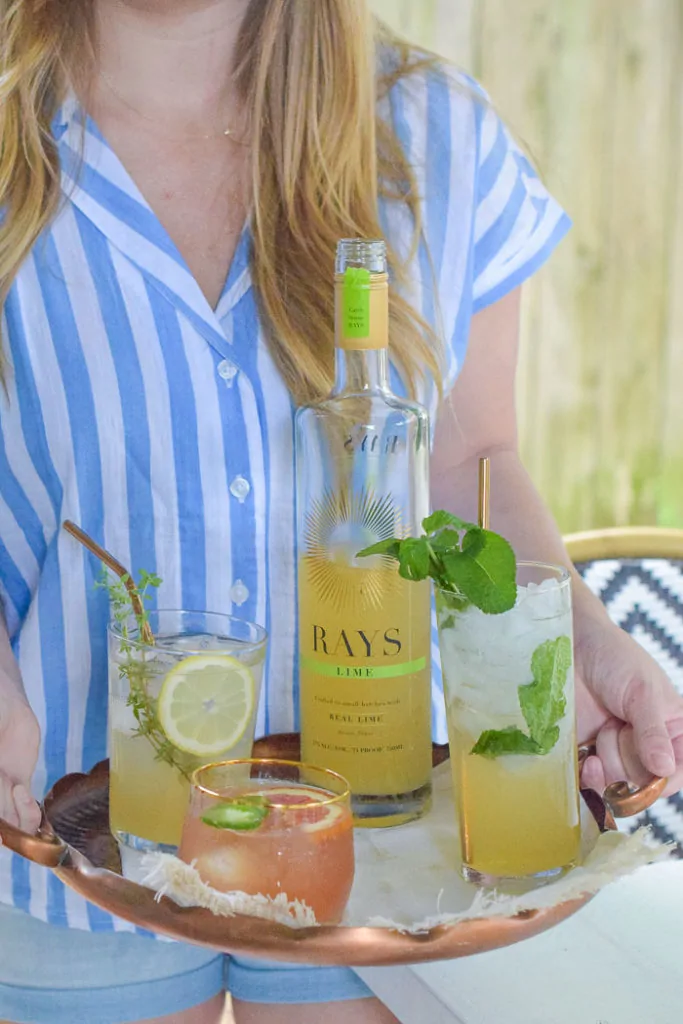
[157,654,255,757]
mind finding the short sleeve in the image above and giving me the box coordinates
[380,58,571,396]
[472,99,571,313]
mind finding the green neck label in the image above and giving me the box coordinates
[343,267,371,338]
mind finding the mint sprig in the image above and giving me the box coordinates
[518,635,572,751]
[357,510,516,615]
[470,727,543,758]
[471,636,572,759]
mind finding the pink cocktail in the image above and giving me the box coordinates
[179,759,355,925]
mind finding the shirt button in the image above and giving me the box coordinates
[217,359,238,384]
[230,580,249,606]
[229,475,251,503]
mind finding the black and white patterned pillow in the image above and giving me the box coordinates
[576,558,683,856]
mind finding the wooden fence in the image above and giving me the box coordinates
[372,0,683,531]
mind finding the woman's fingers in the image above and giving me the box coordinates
[623,678,676,779]
[584,718,683,801]
[0,775,19,828]
[0,777,40,833]
[579,753,605,795]
[661,735,683,798]
[596,722,652,788]
[13,784,41,832]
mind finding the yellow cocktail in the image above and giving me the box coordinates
[437,563,581,884]
[108,610,267,852]
[110,728,191,845]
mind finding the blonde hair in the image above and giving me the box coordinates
[0,0,441,402]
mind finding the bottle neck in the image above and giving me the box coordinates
[333,348,390,394]
[333,270,389,394]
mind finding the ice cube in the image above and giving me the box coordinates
[195,847,253,894]
[526,579,567,621]
[438,574,573,720]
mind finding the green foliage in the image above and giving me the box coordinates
[357,510,517,615]
[471,727,544,759]
[471,637,572,759]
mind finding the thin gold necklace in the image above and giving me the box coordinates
[99,72,237,141]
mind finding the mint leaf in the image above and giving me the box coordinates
[429,529,464,555]
[471,727,542,759]
[397,537,431,580]
[356,538,401,559]
[422,510,472,533]
[535,724,561,752]
[471,635,572,760]
[442,531,516,614]
[461,526,486,557]
[518,636,572,753]
[355,508,517,616]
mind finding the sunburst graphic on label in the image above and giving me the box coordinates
[303,487,403,613]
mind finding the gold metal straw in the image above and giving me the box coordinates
[478,457,491,530]
[62,520,154,644]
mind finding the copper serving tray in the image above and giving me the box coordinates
[0,735,666,966]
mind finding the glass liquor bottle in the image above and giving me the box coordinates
[296,238,432,827]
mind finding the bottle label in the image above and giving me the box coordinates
[342,267,371,338]
[298,486,432,797]
[301,654,427,679]
[336,271,389,351]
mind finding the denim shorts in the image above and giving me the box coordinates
[0,904,373,1023]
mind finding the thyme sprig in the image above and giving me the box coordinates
[98,569,191,779]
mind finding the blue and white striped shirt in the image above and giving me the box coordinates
[0,64,570,929]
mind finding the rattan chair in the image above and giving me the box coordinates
[564,526,683,855]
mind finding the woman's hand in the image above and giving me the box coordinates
[434,290,683,802]
[575,615,683,799]
[0,686,41,832]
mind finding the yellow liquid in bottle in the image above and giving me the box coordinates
[299,557,432,826]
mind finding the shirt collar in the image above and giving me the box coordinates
[52,92,252,362]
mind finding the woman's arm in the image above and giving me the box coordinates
[0,609,41,830]
[0,609,26,698]
[432,289,602,619]
[432,288,683,795]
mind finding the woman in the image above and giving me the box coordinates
[0,1,681,1022]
